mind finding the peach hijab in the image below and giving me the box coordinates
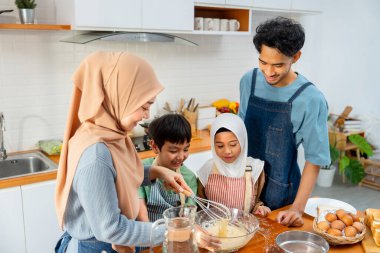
[55,52,164,231]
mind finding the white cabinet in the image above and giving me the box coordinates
[56,0,194,32]
[22,180,62,253]
[142,0,194,31]
[196,0,225,5]
[253,0,291,10]
[226,0,253,7]
[0,187,26,253]
[196,0,253,7]
[252,0,321,12]
[75,0,141,29]
[0,181,61,253]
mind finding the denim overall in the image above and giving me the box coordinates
[55,231,118,253]
[244,68,313,210]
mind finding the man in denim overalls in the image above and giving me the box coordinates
[238,17,330,227]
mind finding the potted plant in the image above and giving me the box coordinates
[338,134,373,184]
[317,144,340,187]
[15,0,37,24]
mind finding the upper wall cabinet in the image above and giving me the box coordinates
[252,0,321,13]
[142,1,194,31]
[56,0,194,32]
[195,0,253,7]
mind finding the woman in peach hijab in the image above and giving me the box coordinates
[54,51,192,253]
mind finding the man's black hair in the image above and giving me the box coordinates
[148,113,191,150]
[253,16,305,57]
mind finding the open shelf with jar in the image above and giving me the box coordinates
[193,5,251,35]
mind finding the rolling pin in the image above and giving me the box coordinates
[334,106,353,128]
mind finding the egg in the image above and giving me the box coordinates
[317,221,330,232]
[352,221,365,233]
[336,209,347,220]
[349,213,360,222]
[331,220,346,230]
[341,214,354,226]
[325,213,337,222]
[344,226,358,237]
[327,228,342,236]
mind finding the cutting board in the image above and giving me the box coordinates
[362,227,380,253]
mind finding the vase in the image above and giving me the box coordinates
[317,165,336,187]
[18,8,35,24]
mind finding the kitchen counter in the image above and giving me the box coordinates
[0,130,211,189]
[147,204,365,253]
[266,206,364,253]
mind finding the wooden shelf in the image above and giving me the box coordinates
[328,130,365,151]
[194,5,251,33]
[0,23,71,30]
[360,180,380,191]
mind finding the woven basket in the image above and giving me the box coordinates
[313,218,366,245]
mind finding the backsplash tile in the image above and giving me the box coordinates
[0,29,256,151]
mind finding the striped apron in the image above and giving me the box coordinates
[146,160,186,222]
[205,165,256,213]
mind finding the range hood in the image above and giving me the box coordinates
[60,31,198,46]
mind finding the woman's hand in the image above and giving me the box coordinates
[150,165,192,194]
[195,225,221,251]
[254,206,271,217]
[276,207,304,227]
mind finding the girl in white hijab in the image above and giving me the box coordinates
[197,113,270,216]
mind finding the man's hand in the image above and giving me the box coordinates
[276,207,304,227]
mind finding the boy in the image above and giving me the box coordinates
[137,114,198,222]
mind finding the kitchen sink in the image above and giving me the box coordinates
[0,151,57,180]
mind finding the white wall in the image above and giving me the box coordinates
[298,0,380,118]
[0,0,379,152]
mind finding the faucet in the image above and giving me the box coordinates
[0,112,6,160]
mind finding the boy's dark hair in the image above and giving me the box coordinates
[148,114,191,150]
[253,16,305,57]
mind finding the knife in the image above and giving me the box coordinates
[193,103,199,112]
[187,98,193,111]
[0,9,13,14]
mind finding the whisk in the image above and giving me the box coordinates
[183,190,231,221]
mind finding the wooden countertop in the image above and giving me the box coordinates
[148,204,365,253]
[265,206,365,253]
[0,130,211,189]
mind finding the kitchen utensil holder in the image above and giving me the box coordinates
[183,109,198,138]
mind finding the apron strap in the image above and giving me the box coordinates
[287,82,314,103]
[244,166,252,213]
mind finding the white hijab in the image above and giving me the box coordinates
[198,113,264,186]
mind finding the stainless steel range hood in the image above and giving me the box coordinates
[60,31,198,46]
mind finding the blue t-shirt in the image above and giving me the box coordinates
[238,69,330,167]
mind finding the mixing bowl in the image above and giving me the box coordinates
[196,208,259,252]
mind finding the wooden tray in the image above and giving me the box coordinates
[362,226,380,253]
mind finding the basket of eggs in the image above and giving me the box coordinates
[313,207,366,245]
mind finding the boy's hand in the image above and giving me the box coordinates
[254,206,271,217]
